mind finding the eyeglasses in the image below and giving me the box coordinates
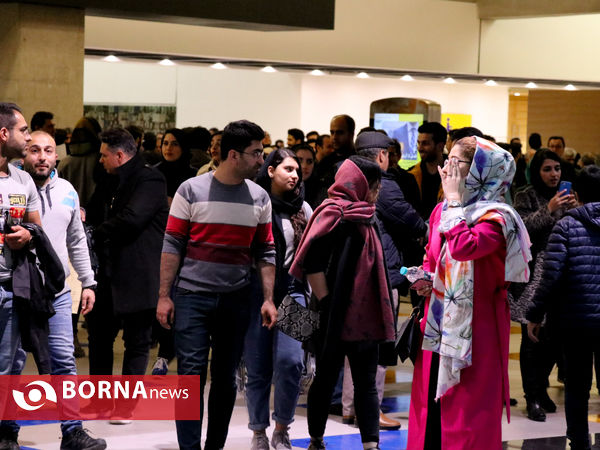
[239,150,264,159]
[444,157,471,166]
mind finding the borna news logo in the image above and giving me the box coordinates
[12,380,58,411]
[2,375,201,420]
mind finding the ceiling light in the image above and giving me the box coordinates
[443,77,456,84]
[564,84,576,91]
[514,92,521,96]
[103,55,120,63]
[310,69,325,76]
[526,82,537,89]
[400,74,414,81]
[261,65,277,73]
[484,79,498,86]
[211,62,227,70]
[159,59,175,66]
[356,72,369,79]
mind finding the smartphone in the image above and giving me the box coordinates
[410,278,433,291]
[558,181,572,195]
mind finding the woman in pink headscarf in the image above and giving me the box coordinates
[407,136,531,449]
[290,155,395,450]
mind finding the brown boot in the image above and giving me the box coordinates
[379,412,401,430]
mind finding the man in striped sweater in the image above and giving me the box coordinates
[157,120,277,450]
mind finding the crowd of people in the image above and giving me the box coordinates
[0,102,599,450]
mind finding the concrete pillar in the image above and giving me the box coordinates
[0,3,84,130]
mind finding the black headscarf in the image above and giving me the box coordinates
[256,149,307,304]
[530,149,561,200]
[155,128,196,197]
[256,149,305,216]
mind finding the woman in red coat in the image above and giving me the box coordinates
[407,136,532,449]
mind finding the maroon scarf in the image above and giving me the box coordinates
[290,159,395,341]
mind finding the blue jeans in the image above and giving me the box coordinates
[244,277,304,430]
[0,289,19,375]
[174,286,251,450]
[0,289,21,433]
[6,292,81,436]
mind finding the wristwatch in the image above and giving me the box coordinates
[448,200,462,208]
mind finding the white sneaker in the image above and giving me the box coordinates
[109,419,132,425]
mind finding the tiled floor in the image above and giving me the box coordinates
[13,307,600,449]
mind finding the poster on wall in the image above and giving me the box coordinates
[83,105,176,134]
[441,113,472,133]
[373,113,424,169]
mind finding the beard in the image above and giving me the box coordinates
[420,150,438,163]
[4,142,26,160]
[30,170,50,181]
[25,164,53,182]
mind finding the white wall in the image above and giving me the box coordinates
[84,3,600,84]
[84,59,177,105]
[84,0,481,74]
[299,74,509,141]
[175,65,302,138]
[83,57,510,142]
[480,14,600,82]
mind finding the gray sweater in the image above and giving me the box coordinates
[37,170,95,295]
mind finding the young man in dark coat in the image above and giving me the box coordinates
[86,128,168,412]
[527,165,600,450]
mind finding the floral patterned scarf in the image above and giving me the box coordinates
[422,137,532,399]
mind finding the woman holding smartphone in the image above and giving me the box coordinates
[511,149,577,421]
[407,137,532,450]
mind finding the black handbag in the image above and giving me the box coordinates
[395,300,424,364]
[276,294,320,342]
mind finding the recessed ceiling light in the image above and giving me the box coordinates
[564,84,576,91]
[400,74,414,81]
[514,92,521,96]
[443,77,456,84]
[211,62,227,70]
[159,59,175,66]
[310,69,325,76]
[356,72,369,79]
[261,65,277,73]
[484,79,498,86]
[103,55,120,63]
[525,82,537,89]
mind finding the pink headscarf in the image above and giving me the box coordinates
[290,159,395,342]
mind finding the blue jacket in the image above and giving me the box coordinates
[527,202,600,329]
[376,172,427,288]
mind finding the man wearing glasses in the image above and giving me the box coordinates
[158,120,276,450]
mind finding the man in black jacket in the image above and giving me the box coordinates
[86,128,168,418]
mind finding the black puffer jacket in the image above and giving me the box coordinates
[376,172,427,288]
[527,202,600,329]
